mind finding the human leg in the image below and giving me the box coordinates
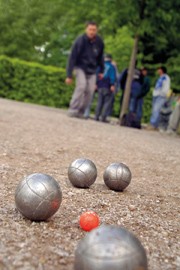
[129,96,137,113]
[106,92,115,117]
[150,96,166,128]
[84,92,96,119]
[101,91,112,121]
[136,98,143,121]
[82,74,96,114]
[69,69,87,115]
[95,88,104,120]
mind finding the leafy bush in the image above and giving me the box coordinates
[0,55,73,108]
[0,55,153,122]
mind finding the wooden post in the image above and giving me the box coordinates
[119,35,139,124]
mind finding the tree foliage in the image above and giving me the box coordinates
[0,0,179,90]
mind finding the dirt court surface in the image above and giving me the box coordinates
[0,98,179,270]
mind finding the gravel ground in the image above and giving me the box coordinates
[0,98,179,270]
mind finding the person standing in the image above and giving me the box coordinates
[95,54,116,122]
[148,66,170,130]
[136,67,151,122]
[106,60,119,118]
[65,21,104,118]
[119,66,143,128]
[119,66,143,113]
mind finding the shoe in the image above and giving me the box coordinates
[68,109,86,119]
[68,110,79,118]
[146,124,158,131]
[101,118,110,123]
[77,113,85,119]
[159,128,166,134]
[166,129,177,136]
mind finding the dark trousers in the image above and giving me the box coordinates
[129,96,143,121]
[96,88,112,120]
[106,92,115,117]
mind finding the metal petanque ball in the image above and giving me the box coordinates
[103,163,132,191]
[74,225,148,270]
[15,173,62,221]
[68,158,97,188]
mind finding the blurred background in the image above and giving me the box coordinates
[0,0,179,122]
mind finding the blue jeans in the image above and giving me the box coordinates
[136,98,143,121]
[106,92,115,117]
[150,96,166,128]
[129,97,137,113]
[95,88,113,120]
[129,97,143,121]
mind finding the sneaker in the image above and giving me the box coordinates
[67,110,79,118]
[146,124,158,131]
[166,129,177,136]
[101,118,110,123]
[68,110,85,119]
[77,113,85,119]
[159,128,166,134]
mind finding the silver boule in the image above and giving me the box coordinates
[15,173,62,221]
[68,158,97,188]
[103,163,131,191]
[74,225,148,270]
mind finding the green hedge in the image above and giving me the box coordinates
[0,55,73,108]
[0,55,152,122]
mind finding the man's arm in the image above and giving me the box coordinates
[109,65,116,92]
[110,66,116,85]
[97,41,104,75]
[66,38,80,80]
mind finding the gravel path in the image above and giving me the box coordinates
[0,98,179,270]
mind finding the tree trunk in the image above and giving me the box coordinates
[119,35,139,124]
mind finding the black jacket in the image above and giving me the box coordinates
[67,34,104,77]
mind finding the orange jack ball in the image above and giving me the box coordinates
[79,211,100,232]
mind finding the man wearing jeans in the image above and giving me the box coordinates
[148,66,170,130]
[65,21,104,118]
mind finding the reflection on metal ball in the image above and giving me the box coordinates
[103,163,132,191]
[68,158,97,188]
[15,173,62,221]
[74,225,148,270]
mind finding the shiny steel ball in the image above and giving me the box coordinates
[15,173,62,221]
[74,225,148,270]
[103,163,131,191]
[68,158,97,188]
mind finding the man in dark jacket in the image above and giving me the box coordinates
[119,67,143,110]
[119,66,144,128]
[65,21,104,118]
